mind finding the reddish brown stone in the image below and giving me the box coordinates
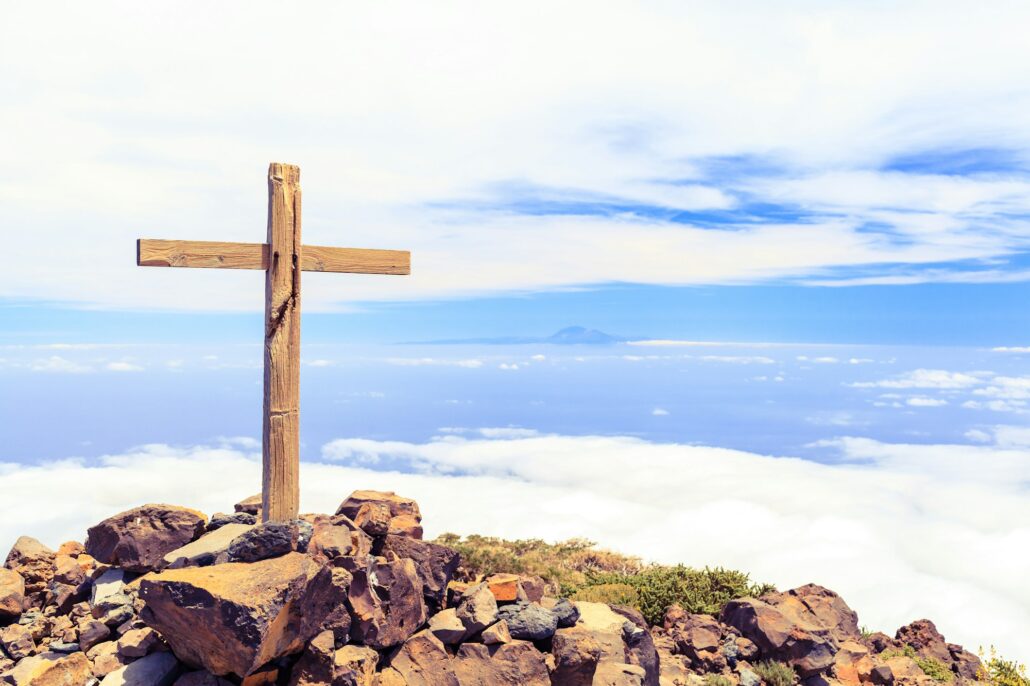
[0,567,25,618]
[4,536,55,599]
[348,557,426,649]
[378,535,460,613]
[139,552,331,677]
[86,504,207,573]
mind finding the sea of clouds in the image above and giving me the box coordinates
[1,428,1027,664]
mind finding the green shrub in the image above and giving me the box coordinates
[915,657,953,683]
[979,647,1030,686]
[571,583,639,607]
[755,660,796,686]
[586,565,775,626]
[705,675,733,686]
[881,645,918,661]
[431,533,774,627]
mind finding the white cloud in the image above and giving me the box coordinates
[700,355,776,365]
[851,369,985,389]
[905,396,948,407]
[4,2,1030,310]
[651,407,669,416]
[29,356,93,374]
[8,430,1024,663]
[386,358,484,369]
[498,363,519,371]
[991,347,1030,353]
[105,361,144,372]
[849,358,874,365]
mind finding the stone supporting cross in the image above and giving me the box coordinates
[137,162,410,522]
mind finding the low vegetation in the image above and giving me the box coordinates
[881,645,952,683]
[433,533,774,625]
[754,660,797,686]
[979,647,1030,686]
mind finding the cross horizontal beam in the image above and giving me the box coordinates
[137,238,410,275]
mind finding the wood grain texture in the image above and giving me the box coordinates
[262,162,302,523]
[137,239,409,274]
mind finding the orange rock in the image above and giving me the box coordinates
[0,567,25,618]
[486,573,521,602]
[57,541,85,557]
[4,536,55,598]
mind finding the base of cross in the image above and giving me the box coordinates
[137,162,411,522]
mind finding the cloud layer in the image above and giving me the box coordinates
[2,429,1027,662]
[3,1,1030,310]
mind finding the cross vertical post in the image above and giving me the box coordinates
[136,162,410,524]
[263,163,302,522]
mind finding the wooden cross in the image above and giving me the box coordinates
[137,162,410,522]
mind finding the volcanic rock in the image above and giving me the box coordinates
[593,661,647,686]
[163,524,254,568]
[225,522,298,563]
[4,536,55,601]
[451,641,551,685]
[336,491,423,540]
[1,651,91,686]
[496,602,558,641]
[207,513,257,531]
[0,569,25,619]
[721,584,859,677]
[117,627,161,658]
[88,640,131,677]
[308,516,373,566]
[0,624,34,661]
[481,620,512,645]
[234,495,263,516]
[347,557,426,649]
[553,598,581,628]
[138,552,330,677]
[100,651,181,685]
[174,672,235,686]
[455,582,498,638]
[78,618,112,651]
[378,535,460,612]
[428,609,466,645]
[86,505,207,573]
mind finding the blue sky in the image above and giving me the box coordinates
[2,0,1030,664]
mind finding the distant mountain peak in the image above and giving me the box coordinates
[545,326,624,344]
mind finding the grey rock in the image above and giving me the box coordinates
[497,602,558,641]
[552,598,580,628]
[455,582,498,637]
[163,524,254,568]
[100,651,181,685]
[49,641,80,652]
[90,569,128,614]
[295,520,314,552]
[225,522,295,563]
[206,512,256,531]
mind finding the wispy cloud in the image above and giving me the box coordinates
[4,2,1030,311]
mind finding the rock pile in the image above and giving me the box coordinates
[0,491,984,686]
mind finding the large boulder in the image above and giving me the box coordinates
[163,523,255,568]
[335,491,423,540]
[378,535,460,612]
[0,651,91,686]
[348,557,426,649]
[496,602,558,641]
[307,516,373,567]
[721,584,859,677]
[0,568,25,619]
[550,601,644,686]
[86,504,207,573]
[4,536,55,602]
[138,552,331,677]
[455,582,498,638]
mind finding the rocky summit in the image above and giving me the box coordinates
[0,491,991,686]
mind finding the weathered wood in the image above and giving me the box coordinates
[137,239,409,274]
[262,162,302,523]
[135,161,411,524]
